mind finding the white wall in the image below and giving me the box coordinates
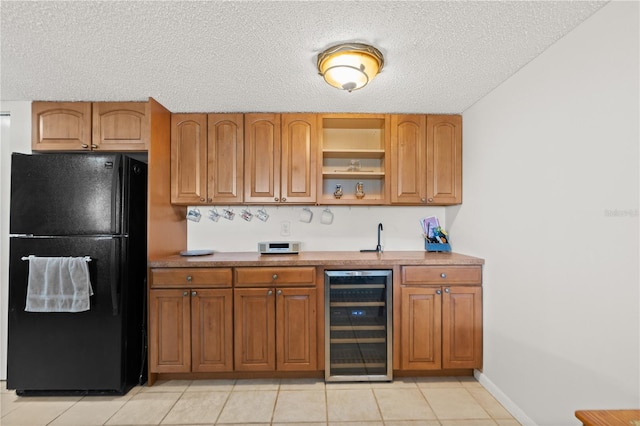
[0,101,32,380]
[187,205,445,252]
[449,2,640,425]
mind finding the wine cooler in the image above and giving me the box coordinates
[325,270,392,382]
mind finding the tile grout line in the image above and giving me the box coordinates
[213,380,236,425]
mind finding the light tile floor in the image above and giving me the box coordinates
[1,377,522,426]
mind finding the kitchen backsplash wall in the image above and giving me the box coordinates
[187,205,446,252]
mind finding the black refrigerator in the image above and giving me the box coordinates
[7,153,148,395]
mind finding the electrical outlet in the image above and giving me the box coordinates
[280,221,291,236]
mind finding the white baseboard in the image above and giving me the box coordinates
[474,369,538,426]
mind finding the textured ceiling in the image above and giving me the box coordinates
[1,1,608,114]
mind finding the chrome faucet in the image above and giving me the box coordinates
[376,223,383,252]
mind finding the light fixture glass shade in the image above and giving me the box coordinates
[317,43,384,92]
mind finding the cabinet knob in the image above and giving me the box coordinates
[207,198,212,202]
[186,275,192,282]
[277,289,282,296]
[444,288,450,293]
[421,197,426,203]
[272,274,278,281]
[91,144,98,149]
[440,273,447,279]
[274,197,279,202]
[436,289,442,295]
[183,291,189,297]
[81,144,89,149]
[428,198,434,203]
[200,198,205,202]
[192,291,197,297]
[281,197,286,202]
[267,290,273,296]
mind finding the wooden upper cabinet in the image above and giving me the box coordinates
[390,115,427,204]
[32,101,149,152]
[208,114,244,204]
[171,114,208,204]
[32,102,92,151]
[244,114,280,203]
[92,102,149,151]
[426,115,462,205]
[280,114,317,203]
[244,113,316,204]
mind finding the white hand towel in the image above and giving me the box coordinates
[25,256,94,313]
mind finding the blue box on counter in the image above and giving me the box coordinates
[425,241,451,252]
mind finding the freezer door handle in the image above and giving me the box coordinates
[110,155,122,235]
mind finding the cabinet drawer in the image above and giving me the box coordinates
[401,266,481,285]
[235,267,316,287]
[151,268,232,288]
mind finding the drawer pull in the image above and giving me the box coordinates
[272,274,278,281]
[186,275,192,282]
[440,273,447,279]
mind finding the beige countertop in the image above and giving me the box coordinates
[149,251,484,268]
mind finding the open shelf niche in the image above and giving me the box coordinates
[318,115,390,204]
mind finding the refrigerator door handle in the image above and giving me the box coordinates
[110,239,120,316]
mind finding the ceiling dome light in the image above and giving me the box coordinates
[317,43,384,92]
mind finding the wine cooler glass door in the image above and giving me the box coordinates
[325,270,392,382]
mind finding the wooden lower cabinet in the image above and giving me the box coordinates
[400,285,482,370]
[234,287,317,371]
[399,265,483,371]
[149,288,233,373]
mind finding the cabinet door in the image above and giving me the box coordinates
[92,102,149,151]
[32,102,92,151]
[191,289,233,372]
[401,287,442,370]
[234,287,276,371]
[426,115,462,205]
[442,286,482,369]
[390,115,426,204]
[149,289,191,373]
[207,114,244,204]
[171,114,208,204]
[280,114,316,203]
[244,114,281,203]
[276,287,317,371]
